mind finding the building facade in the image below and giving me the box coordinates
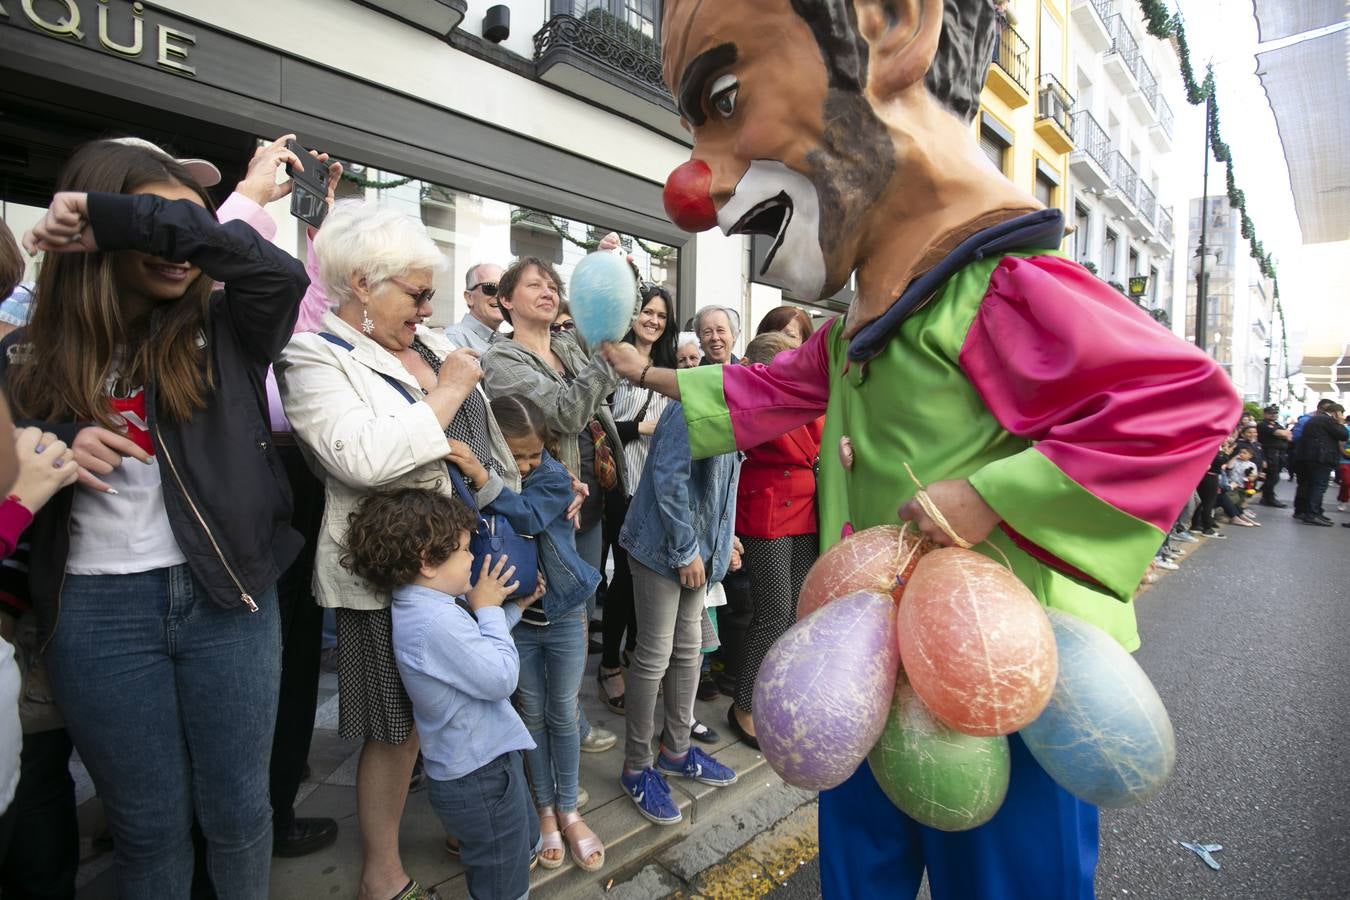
[0,0,749,330]
[1062,0,1182,320]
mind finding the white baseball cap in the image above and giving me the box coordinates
[109,136,222,188]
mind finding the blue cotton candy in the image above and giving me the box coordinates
[569,251,637,345]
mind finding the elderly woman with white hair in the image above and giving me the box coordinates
[277,200,520,900]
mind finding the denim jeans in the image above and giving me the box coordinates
[512,609,585,812]
[574,522,604,741]
[625,560,705,770]
[427,751,539,900]
[45,565,280,900]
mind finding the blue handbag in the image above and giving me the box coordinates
[318,333,540,598]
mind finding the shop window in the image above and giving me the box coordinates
[332,161,678,328]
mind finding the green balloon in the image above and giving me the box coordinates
[867,673,1011,831]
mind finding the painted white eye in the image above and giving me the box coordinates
[709,74,739,119]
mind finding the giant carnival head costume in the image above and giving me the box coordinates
[661,0,1040,334]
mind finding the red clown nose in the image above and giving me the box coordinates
[663,159,719,233]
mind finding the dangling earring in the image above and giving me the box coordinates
[361,304,374,335]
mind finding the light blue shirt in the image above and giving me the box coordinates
[443,313,498,354]
[391,585,534,781]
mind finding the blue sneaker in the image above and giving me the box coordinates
[656,746,738,787]
[620,767,681,825]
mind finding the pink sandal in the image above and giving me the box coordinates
[536,807,565,870]
[558,810,605,872]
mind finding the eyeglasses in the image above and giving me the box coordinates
[389,278,436,306]
[470,281,499,297]
[550,320,577,334]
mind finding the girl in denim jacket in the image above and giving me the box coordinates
[617,401,741,825]
[454,395,604,872]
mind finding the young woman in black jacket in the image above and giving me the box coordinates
[2,139,307,899]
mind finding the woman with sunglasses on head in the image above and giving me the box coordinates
[479,255,627,865]
[276,200,519,900]
[0,138,308,899]
[596,284,678,713]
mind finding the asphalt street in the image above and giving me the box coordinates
[763,497,1350,900]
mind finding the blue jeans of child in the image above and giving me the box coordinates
[427,751,539,900]
[512,609,585,812]
[45,566,280,900]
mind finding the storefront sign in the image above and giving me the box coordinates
[1128,275,1148,297]
[1,0,197,76]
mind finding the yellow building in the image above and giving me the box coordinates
[977,0,1075,235]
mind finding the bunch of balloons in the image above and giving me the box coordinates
[753,525,1176,830]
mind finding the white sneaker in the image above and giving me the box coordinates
[1154,558,1180,570]
[580,727,617,753]
[1173,531,1200,543]
[1339,504,1347,513]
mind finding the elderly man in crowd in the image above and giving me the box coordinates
[695,305,741,366]
[444,262,505,352]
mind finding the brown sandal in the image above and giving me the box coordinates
[558,810,605,872]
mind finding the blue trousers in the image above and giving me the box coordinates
[819,734,1098,900]
[513,609,586,812]
[46,566,280,900]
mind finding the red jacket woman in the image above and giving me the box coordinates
[736,420,823,539]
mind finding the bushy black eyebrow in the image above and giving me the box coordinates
[678,43,738,126]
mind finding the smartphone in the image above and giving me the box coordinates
[284,139,329,229]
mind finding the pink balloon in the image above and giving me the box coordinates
[796,525,931,620]
[753,590,899,791]
[896,548,1057,737]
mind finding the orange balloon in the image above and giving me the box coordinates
[796,525,930,620]
[895,548,1057,736]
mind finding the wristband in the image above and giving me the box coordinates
[638,361,653,388]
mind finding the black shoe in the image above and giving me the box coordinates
[726,704,760,751]
[1341,522,1350,528]
[1259,499,1288,508]
[697,673,721,701]
[1311,515,1334,527]
[273,817,339,858]
[691,719,720,744]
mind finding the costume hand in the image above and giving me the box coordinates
[600,342,647,382]
[9,428,79,514]
[567,477,588,528]
[679,556,707,590]
[71,427,152,494]
[445,439,488,489]
[23,193,96,254]
[597,232,622,252]
[897,479,1000,548]
[235,134,305,208]
[436,348,483,394]
[517,576,547,610]
[467,554,519,611]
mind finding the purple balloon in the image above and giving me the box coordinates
[753,590,899,791]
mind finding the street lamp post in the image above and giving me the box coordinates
[1194,91,1213,353]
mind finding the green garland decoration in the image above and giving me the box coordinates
[339,170,414,191]
[507,208,676,262]
[1133,0,1303,402]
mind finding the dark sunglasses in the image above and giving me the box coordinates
[470,281,499,297]
[390,278,436,306]
[550,320,577,334]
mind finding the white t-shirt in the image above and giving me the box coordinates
[66,382,186,575]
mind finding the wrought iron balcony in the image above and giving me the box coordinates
[1071,109,1111,173]
[1035,74,1075,153]
[1103,14,1142,95]
[1157,205,1174,246]
[533,8,679,136]
[1152,94,1175,146]
[1136,59,1157,108]
[991,18,1032,97]
[1136,180,1157,227]
[1108,150,1139,214]
[1071,0,1116,52]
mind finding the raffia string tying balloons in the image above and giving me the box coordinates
[903,462,973,549]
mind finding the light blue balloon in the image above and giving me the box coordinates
[569,251,637,345]
[1020,608,1176,808]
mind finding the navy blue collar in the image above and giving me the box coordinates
[847,208,1065,363]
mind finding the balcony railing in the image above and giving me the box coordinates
[1111,150,1138,206]
[1088,0,1115,19]
[1037,74,1075,134]
[1136,58,1157,108]
[533,11,665,96]
[1106,15,1140,72]
[1154,95,1174,140]
[1158,205,1174,243]
[1071,109,1111,171]
[992,19,1032,95]
[1136,180,1157,225]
